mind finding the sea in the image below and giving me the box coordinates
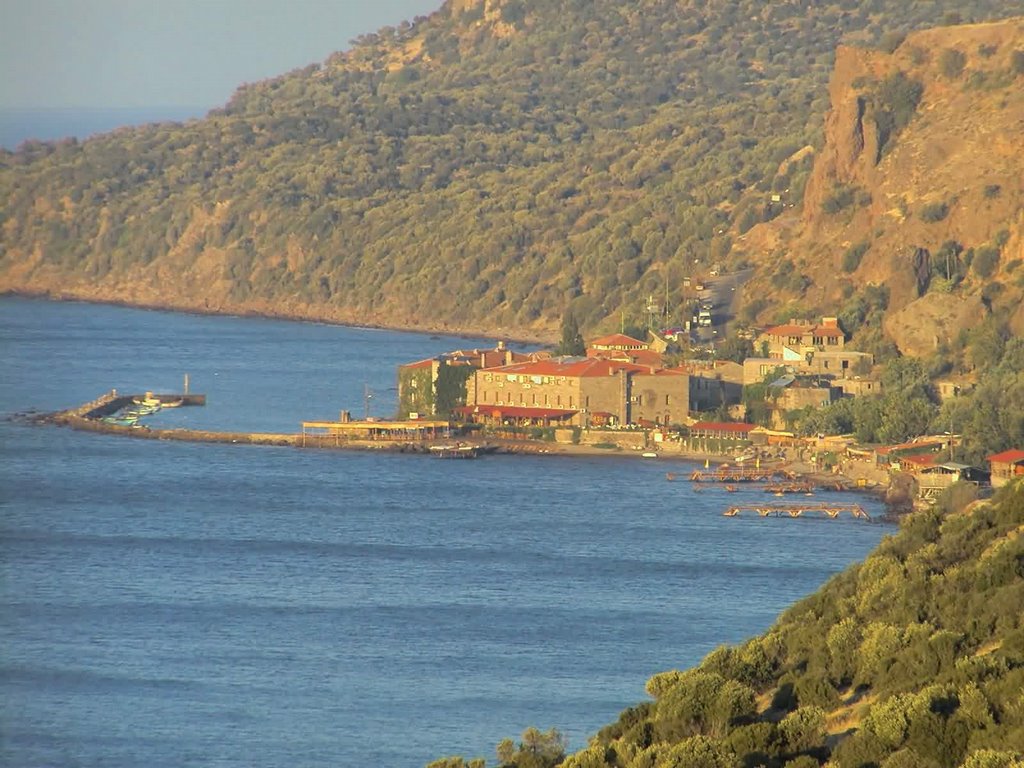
[0,296,891,768]
[0,106,208,151]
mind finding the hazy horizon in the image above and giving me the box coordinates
[0,105,212,150]
[0,1,443,112]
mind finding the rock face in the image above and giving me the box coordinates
[742,18,1024,356]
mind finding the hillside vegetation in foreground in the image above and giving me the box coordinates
[0,0,1018,340]
[432,481,1024,768]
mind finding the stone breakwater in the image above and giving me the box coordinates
[30,394,539,455]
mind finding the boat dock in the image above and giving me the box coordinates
[39,391,501,456]
[69,390,206,420]
[723,503,872,521]
[690,467,797,482]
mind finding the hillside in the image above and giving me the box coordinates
[0,0,1020,341]
[737,18,1024,358]
[433,482,1024,768]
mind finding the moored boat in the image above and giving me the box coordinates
[429,444,481,459]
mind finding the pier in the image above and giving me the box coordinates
[690,467,797,483]
[38,391,495,456]
[763,481,817,494]
[723,503,872,521]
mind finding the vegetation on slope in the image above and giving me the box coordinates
[433,481,1024,768]
[769,337,1024,467]
[0,0,1018,337]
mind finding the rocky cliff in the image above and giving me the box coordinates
[740,18,1024,357]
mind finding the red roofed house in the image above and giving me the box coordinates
[398,342,547,419]
[465,357,689,427]
[586,333,649,355]
[757,317,845,360]
[987,449,1024,488]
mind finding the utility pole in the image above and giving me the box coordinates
[364,383,374,420]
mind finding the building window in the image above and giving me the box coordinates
[569,395,574,408]
[585,396,590,408]
[665,394,671,406]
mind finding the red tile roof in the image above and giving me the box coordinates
[402,358,436,370]
[765,324,808,336]
[987,449,1024,464]
[591,348,665,367]
[482,357,650,378]
[588,333,648,348]
[763,323,844,338]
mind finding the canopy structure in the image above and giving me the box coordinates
[453,405,577,426]
[301,419,450,442]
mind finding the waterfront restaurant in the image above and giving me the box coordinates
[300,416,450,444]
[452,404,577,428]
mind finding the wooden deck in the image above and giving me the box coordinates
[723,503,872,521]
[690,467,797,482]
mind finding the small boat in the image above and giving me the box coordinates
[429,445,480,459]
[641,452,658,458]
[126,404,160,417]
[102,415,138,426]
[725,485,737,492]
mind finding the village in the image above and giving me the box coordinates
[42,291,1023,510]
[294,302,1023,507]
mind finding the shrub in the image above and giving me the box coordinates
[842,241,871,273]
[983,184,1002,199]
[872,73,924,159]
[823,185,856,214]
[1011,50,1024,76]
[973,246,1000,279]
[919,202,949,222]
[939,48,967,79]
[878,31,906,54]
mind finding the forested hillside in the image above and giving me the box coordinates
[431,481,1024,768]
[0,0,1019,339]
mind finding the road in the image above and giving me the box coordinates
[692,267,754,345]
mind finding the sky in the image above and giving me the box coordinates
[0,0,445,111]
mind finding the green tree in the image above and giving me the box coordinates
[558,311,586,356]
[497,727,566,768]
[779,706,827,754]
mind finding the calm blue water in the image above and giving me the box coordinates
[0,297,889,767]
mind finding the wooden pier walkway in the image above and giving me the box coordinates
[723,503,871,521]
[690,467,797,482]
